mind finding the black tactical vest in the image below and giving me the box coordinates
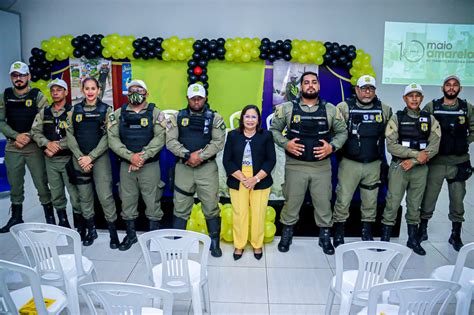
[177,105,214,154]
[4,87,40,134]
[42,104,72,156]
[286,100,331,161]
[432,98,469,156]
[342,98,385,163]
[119,103,159,163]
[396,109,431,155]
[72,101,108,155]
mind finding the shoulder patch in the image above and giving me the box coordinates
[220,122,227,130]
[108,113,116,122]
[275,105,284,118]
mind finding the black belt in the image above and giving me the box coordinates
[178,155,216,164]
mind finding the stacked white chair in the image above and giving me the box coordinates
[229,110,241,130]
[431,242,474,315]
[161,109,178,119]
[80,281,173,315]
[138,229,211,315]
[358,279,461,315]
[325,241,412,315]
[10,223,97,314]
[0,259,68,314]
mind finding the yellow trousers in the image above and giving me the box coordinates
[229,165,271,249]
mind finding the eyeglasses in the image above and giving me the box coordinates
[128,87,146,94]
[360,86,376,92]
[244,115,258,120]
[11,73,28,79]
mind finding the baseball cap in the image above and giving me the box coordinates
[403,83,423,96]
[127,79,147,91]
[357,75,376,88]
[9,61,29,75]
[443,75,461,85]
[187,83,206,98]
[47,78,68,91]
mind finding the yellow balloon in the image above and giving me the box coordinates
[264,222,276,238]
[225,52,234,62]
[315,56,324,65]
[265,206,276,223]
[41,40,50,51]
[45,53,55,61]
[222,226,233,242]
[233,47,242,57]
[187,218,197,231]
[241,52,251,62]
[264,235,275,243]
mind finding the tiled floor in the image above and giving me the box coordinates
[0,172,473,314]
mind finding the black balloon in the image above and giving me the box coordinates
[37,50,45,58]
[261,38,270,45]
[324,41,332,49]
[260,44,269,52]
[210,52,217,59]
[338,55,347,64]
[283,53,292,61]
[259,52,268,60]
[148,51,156,58]
[209,41,217,51]
[340,45,348,53]
[72,38,81,48]
[188,75,198,83]
[31,74,39,82]
[198,60,208,68]
[203,82,209,89]
[331,48,341,57]
[85,50,96,59]
[192,52,201,61]
[268,54,276,62]
[81,34,90,42]
[147,41,156,49]
[41,73,50,80]
[348,45,356,52]
[94,44,102,52]
[283,43,292,52]
[139,47,147,54]
[217,47,225,55]
[31,48,40,56]
[276,50,283,57]
[330,58,338,66]
[154,47,163,54]
[193,42,202,51]
[199,74,208,82]
[217,38,225,46]
[201,49,209,57]
[156,37,164,43]
[73,49,82,58]
[201,68,207,75]
[269,43,277,52]
[87,39,95,47]
[140,37,149,45]
[201,39,210,47]
[347,51,356,60]
[97,34,104,41]
[188,60,197,68]
[133,51,141,59]
[187,68,194,75]
[345,61,352,69]
[276,40,283,47]
[133,40,141,49]
[323,53,332,63]
[217,54,225,60]
[29,57,37,65]
[332,42,340,49]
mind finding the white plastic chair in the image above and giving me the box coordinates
[80,281,174,315]
[161,109,178,119]
[10,223,97,314]
[266,113,274,130]
[138,229,211,315]
[0,259,68,314]
[325,241,412,315]
[357,279,461,315]
[229,110,241,130]
[431,242,474,315]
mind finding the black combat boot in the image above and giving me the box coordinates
[361,222,374,241]
[73,213,86,241]
[380,224,392,242]
[318,227,335,255]
[0,204,24,233]
[56,209,71,228]
[277,224,294,252]
[119,220,137,251]
[418,218,428,242]
[407,224,426,256]
[206,217,222,257]
[448,222,464,252]
[333,222,345,248]
[83,217,98,246]
[173,215,188,230]
[107,221,120,249]
[43,203,56,225]
[149,220,160,231]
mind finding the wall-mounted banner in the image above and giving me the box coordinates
[383,22,473,86]
[69,57,113,105]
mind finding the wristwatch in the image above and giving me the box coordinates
[255,175,261,183]
[330,144,336,153]
[184,152,190,161]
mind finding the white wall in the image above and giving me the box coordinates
[0,10,21,91]
[9,0,474,110]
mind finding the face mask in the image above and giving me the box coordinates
[128,92,146,105]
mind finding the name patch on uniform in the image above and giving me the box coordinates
[75,114,83,122]
[181,118,189,126]
[459,116,465,124]
[419,117,428,122]
[292,115,301,123]
[420,123,428,132]
[140,118,149,127]
[25,99,33,107]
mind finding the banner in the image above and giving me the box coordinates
[383,22,474,86]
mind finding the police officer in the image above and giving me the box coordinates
[108,80,166,251]
[419,75,474,251]
[166,83,226,257]
[381,83,440,255]
[66,77,118,247]
[270,71,348,255]
[0,61,52,232]
[332,75,392,246]
[31,79,80,228]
